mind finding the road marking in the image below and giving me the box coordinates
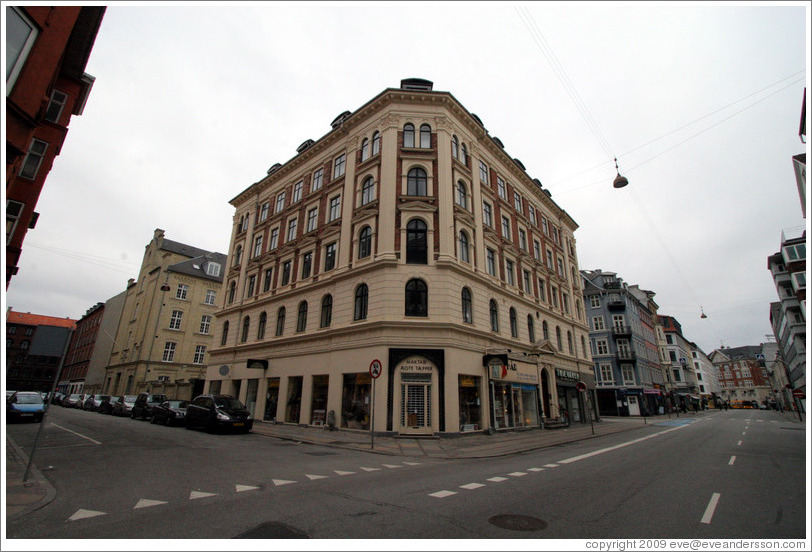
[527,468,545,472]
[737,440,742,446]
[134,498,167,509]
[403,462,421,465]
[728,456,736,465]
[558,424,689,465]
[189,491,217,500]
[236,484,260,492]
[543,464,559,468]
[487,476,508,482]
[460,483,485,490]
[359,467,381,472]
[272,479,297,486]
[429,490,456,498]
[701,493,721,524]
[51,423,102,445]
[508,472,527,477]
[305,474,329,480]
[382,464,403,469]
[68,509,106,521]
[334,470,355,476]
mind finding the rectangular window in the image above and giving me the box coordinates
[44,90,68,124]
[557,258,565,278]
[594,339,609,356]
[193,345,206,365]
[19,139,48,180]
[269,228,279,250]
[333,154,346,179]
[486,248,496,276]
[324,242,337,271]
[505,259,515,286]
[312,168,323,191]
[287,218,298,242]
[293,181,303,203]
[205,262,221,277]
[246,274,256,297]
[306,207,318,232]
[252,234,263,258]
[259,202,270,222]
[479,161,489,183]
[783,243,806,262]
[483,202,493,228]
[546,250,554,270]
[169,310,183,330]
[533,240,541,260]
[162,342,176,362]
[599,363,613,384]
[328,196,341,221]
[501,216,511,240]
[275,192,286,214]
[497,177,506,199]
[551,286,559,308]
[621,365,635,385]
[792,272,806,290]
[538,278,546,302]
[176,284,189,300]
[301,252,312,279]
[6,200,24,246]
[528,205,536,225]
[281,261,292,285]
[263,268,273,292]
[204,289,216,305]
[562,293,570,314]
[6,7,38,91]
[593,316,605,331]
[541,216,549,235]
[523,270,531,293]
[518,229,527,251]
[200,315,212,334]
[514,192,522,212]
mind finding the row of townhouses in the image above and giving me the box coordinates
[7,79,806,433]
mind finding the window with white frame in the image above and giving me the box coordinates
[246,274,256,297]
[269,227,279,250]
[305,207,318,232]
[783,243,805,262]
[501,216,511,240]
[361,177,375,205]
[44,90,68,124]
[287,218,297,242]
[19,139,48,180]
[456,181,468,209]
[792,272,806,290]
[204,289,216,305]
[533,240,541,260]
[458,231,470,263]
[372,131,381,155]
[263,268,273,292]
[333,153,346,178]
[497,177,507,199]
[486,248,496,276]
[541,216,549,235]
[169,310,183,330]
[6,7,39,91]
[518,229,527,251]
[162,342,177,362]
[205,262,220,277]
[599,363,614,384]
[193,345,206,364]
[200,315,212,334]
[528,205,536,225]
[483,201,493,227]
[259,202,270,222]
[275,192,286,213]
[293,181,303,203]
[514,191,522,212]
[621,364,635,385]
[324,242,336,271]
[176,284,189,300]
[312,168,323,191]
[252,234,263,258]
[590,295,600,308]
[6,200,24,246]
[328,196,341,221]
[505,259,515,286]
[594,338,609,356]
[479,161,488,183]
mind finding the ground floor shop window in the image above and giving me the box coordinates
[264,378,279,421]
[311,375,329,426]
[245,379,258,417]
[458,375,482,431]
[491,382,540,429]
[209,380,221,395]
[342,373,370,429]
[286,376,303,423]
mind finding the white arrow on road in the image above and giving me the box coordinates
[134,499,167,509]
[68,509,106,521]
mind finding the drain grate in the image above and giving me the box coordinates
[488,514,548,532]
[234,521,309,539]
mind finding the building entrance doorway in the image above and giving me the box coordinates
[399,373,432,435]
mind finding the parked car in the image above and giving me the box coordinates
[63,394,82,408]
[85,394,109,412]
[6,390,16,400]
[185,395,253,433]
[82,394,96,411]
[98,395,117,415]
[112,395,137,417]
[75,394,90,409]
[131,393,168,420]
[7,391,46,423]
[151,400,189,426]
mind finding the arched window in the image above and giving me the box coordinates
[456,180,468,209]
[556,326,563,351]
[354,284,368,320]
[509,308,518,338]
[241,316,250,343]
[490,299,499,332]
[406,219,428,264]
[358,226,372,259]
[275,307,286,336]
[405,278,428,317]
[297,301,308,332]
[420,124,431,148]
[221,321,229,346]
[372,131,381,155]
[228,281,236,304]
[320,294,333,328]
[407,167,427,196]
[458,230,470,263]
[360,138,370,161]
[257,312,267,340]
[543,320,549,341]
[461,287,473,324]
[567,331,574,354]
[403,123,415,148]
[361,176,375,205]
[451,135,459,158]
[528,315,535,343]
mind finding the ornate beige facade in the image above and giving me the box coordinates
[103,229,226,400]
[207,79,594,435]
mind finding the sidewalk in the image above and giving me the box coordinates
[5,410,721,521]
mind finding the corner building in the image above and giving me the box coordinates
[207,79,594,436]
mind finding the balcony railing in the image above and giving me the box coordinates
[617,351,637,362]
[612,325,632,337]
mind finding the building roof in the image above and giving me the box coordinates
[168,253,228,283]
[160,238,214,260]
[715,345,763,361]
[6,310,77,329]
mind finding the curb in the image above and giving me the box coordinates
[5,433,57,522]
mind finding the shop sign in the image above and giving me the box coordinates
[644,388,660,395]
[400,356,433,372]
[489,360,538,385]
[460,375,476,387]
[555,368,580,382]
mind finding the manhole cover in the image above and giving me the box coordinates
[234,521,308,539]
[488,514,547,532]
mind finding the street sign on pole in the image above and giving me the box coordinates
[369,359,382,379]
[792,389,805,398]
[369,359,382,450]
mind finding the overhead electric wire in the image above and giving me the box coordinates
[26,242,139,275]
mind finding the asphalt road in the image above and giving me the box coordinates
[5,406,806,540]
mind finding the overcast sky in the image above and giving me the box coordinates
[4,1,809,356]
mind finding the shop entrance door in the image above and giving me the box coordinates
[400,376,431,435]
[628,395,641,416]
[512,386,524,427]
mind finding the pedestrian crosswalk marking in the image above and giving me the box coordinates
[334,470,355,476]
[359,467,381,472]
[189,491,217,500]
[68,509,106,521]
[402,462,421,465]
[306,474,329,480]
[543,464,559,468]
[487,476,508,482]
[272,479,297,486]
[460,483,485,490]
[508,472,527,477]
[429,490,457,498]
[236,485,260,492]
[528,468,545,472]
[134,499,167,509]
[382,464,402,469]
